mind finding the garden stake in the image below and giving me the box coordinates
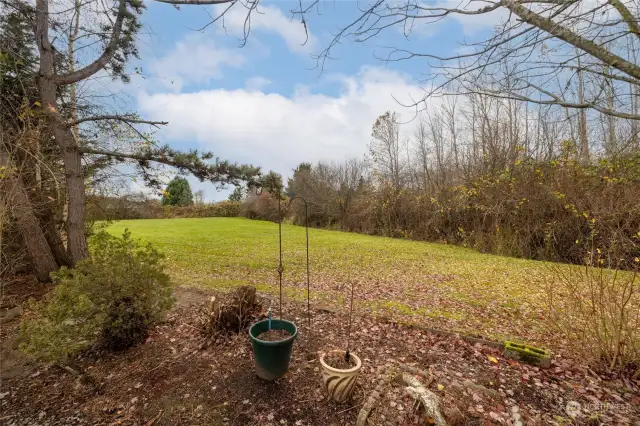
[278,193,283,319]
[268,307,272,330]
[305,203,310,327]
[286,195,311,328]
[345,279,355,362]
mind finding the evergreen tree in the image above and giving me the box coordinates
[228,186,245,202]
[0,5,39,132]
[161,177,193,206]
[260,171,283,197]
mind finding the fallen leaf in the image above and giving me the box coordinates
[487,355,499,364]
[437,383,445,391]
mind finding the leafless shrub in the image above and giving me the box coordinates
[239,192,280,222]
[197,286,261,337]
[545,251,640,376]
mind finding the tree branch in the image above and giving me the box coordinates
[68,115,168,127]
[452,85,640,120]
[153,0,236,4]
[55,0,128,86]
[608,0,640,42]
[501,0,640,81]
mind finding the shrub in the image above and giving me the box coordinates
[86,195,240,220]
[240,192,280,222]
[20,230,174,362]
[161,201,240,218]
[544,251,640,376]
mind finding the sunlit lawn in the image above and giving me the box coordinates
[107,217,554,346]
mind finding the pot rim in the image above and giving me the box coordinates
[249,319,298,346]
[319,349,362,374]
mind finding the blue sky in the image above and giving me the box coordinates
[109,0,504,200]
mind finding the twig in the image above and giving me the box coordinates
[144,410,164,426]
[337,403,362,415]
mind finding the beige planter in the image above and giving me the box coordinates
[319,350,362,403]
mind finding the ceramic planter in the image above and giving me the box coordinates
[319,349,362,403]
[249,319,298,380]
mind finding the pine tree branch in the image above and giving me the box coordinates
[79,146,261,185]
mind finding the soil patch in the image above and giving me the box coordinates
[324,351,357,369]
[2,284,639,425]
[256,329,291,341]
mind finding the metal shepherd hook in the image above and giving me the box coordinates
[273,185,312,327]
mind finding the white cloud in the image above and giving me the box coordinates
[245,76,272,91]
[213,4,318,54]
[137,66,427,200]
[149,33,246,91]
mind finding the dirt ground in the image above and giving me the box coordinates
[1,280,639,425]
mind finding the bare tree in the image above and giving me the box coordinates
[310,0,640,121]
[370,111,405,190]
[414,116,431,191]
[194,189,205,205]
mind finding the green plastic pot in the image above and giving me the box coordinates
[249,319,298,380]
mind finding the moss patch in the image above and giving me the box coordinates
[504,341,551,368]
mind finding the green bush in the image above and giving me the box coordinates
[20,230,174,362]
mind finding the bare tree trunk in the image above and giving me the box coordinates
[31,189,73,267]
[0,152,57,282]
[415,117,431,191]
[634,84,640,149]
[577,56,590,163]
[630,40,639,148]
[604,68,617,154]
[36,0,88,265]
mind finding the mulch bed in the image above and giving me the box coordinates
[1,284,639,425]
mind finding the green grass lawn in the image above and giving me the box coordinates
[107,217,554,346]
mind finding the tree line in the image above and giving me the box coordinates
[242,99,640,266]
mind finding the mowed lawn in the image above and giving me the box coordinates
[107,217,553,346]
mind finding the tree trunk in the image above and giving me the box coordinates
[38,82,88,265]
[577,57,589,163]
[0,154,58,282]
[36,0,88,265]
[33,194,73,267]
